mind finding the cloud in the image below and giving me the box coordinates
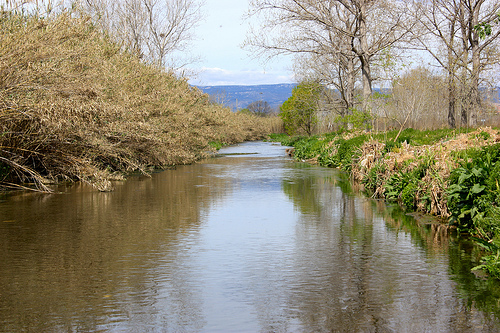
[189,67,294,86]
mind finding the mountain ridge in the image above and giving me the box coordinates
[196,83,296,111]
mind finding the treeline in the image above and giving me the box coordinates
[247,0,500,132]
[0,8,273,192]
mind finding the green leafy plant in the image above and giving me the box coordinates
[447,144,500,278]
[472,236,500,279]
[384,171,412,202]
[401,182,418,210]
[362,162,386,194]
[479,130,491,140]
[447,145,500,230]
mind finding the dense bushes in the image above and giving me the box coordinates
[0,11,272,191]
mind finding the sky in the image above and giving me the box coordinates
[187,0,294,86]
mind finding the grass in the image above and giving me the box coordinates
[0,10,274,191]
[370,127,475,146]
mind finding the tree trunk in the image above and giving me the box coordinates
[448,82,456,128]
[358,0,372,113]
[447,19,457,129]
[346,55,355,112]
[469,2,482,127]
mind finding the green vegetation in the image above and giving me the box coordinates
[0,10,273,192]
[447,144,500,278]
[334,108,373,132]
[279,81,321,136]
[272,127,500,279]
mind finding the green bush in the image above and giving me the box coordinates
[334,108,372,131]
[328,135,368,171]
[279,81,321,136]
[401,182,418,210]
[292,136,325,160]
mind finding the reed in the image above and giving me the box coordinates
[0,11,272,191]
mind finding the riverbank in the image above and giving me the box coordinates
[270,127,500,278]
[0,11,276,192]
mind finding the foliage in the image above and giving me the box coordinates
[237,108,252,115]
[274,127,500,279]
[474,12,500,39]
[378,152,435,210]
[362,162,386,193]
[371,127,474,146]
[384,168,413,202]
[208,141,223,150]
[321,135,368,171]
[472,236,500,278]
[0,162,9,181]
[446,144,500,278]
[447,144,500,230]
[266,133,294,145]
[334,107,373,131]
[279,81,321,136]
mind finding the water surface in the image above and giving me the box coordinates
[1,141,500,332]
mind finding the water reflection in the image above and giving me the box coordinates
[0,141,499,332]
[0,163,229,332]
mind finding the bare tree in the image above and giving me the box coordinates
[460,0,500,126]
[80,0,203,70]
[411,0,500,128]
[247,100,273,116]
[388,67,448,131]
[2,0,68,15]
[246,0,416,114]
[142,0,202,68]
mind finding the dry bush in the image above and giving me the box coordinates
[0,11,271,191]
[378,67,449,130]
[352,127,500,218]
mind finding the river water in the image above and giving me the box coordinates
[1,141,500,332]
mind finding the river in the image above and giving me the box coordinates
[1,141,500,332]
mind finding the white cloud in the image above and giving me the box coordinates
[186,0,294,86]
[189,67,294,86]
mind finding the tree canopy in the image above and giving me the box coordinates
[280,81,321,136]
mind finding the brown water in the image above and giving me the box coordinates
[1,141,500,332]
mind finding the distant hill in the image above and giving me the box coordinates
[196,84,500,111]
[196,83,296,111]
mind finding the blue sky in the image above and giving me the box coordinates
[188,0,294,86]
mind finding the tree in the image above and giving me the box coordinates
[246,100,273,116]
[246,0,416,114]
[280,81,321,135]
[80,0,203,69]
[142,0,203,68]
[388,67,448,131]
[411,0,500,128]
